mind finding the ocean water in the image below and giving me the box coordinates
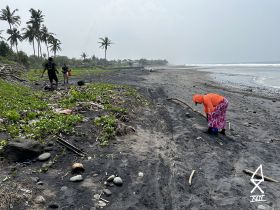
[192,64,280,90]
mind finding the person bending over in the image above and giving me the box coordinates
[193,93,229,135]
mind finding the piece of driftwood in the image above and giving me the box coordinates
[243,169,279,183]
[188,170,196,186]
[56,137,87,157]
[167,98,206,119]
[100,197,109,203]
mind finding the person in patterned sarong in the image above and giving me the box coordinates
[193,93,229,135]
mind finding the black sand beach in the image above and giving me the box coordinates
[1,66,280,209]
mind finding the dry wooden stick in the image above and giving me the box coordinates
[243,169,279,183]
[188,170,196,186]
[167,98,206,119]
[100,197,109,203]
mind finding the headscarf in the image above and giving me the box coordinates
[193,94,204,104]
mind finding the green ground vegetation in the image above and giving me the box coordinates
[23,67,112,82]
[0,79,82,141]
[0,78,147,146]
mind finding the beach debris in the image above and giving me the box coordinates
[196,137,203,140]
[77,80,85,86]
[167,98,206,119]
[188,170,196,186]
[100,197,109,203]
[38,152,51,161]
[72,163,85,174]
[138,172,144,177]
[113,177,123,186]
[54,108,72,115]
[56,137,87,157]
[243,169,279,183]
[70,175,83,182]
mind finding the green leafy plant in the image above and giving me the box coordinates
[94,115,117,146]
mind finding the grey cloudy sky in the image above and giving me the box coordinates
[1,0,280,64]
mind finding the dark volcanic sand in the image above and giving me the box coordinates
[1,66,280,210]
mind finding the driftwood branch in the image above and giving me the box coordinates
[243,169,279,183]
[56,137,87,157]
[167,98,206,119]
[188,170,196,186]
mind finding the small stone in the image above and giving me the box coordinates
[113,177,123,186]
[138,172,144,177]
[38,152,51,161]
[92,173,99,177]
[196,137,202,140]
[272,100,276,102]
[98,200,107,207]
[107,175,115,182]
[70,175,83,182]
[42,161,52,168]
[60,186,68,191]
[31,177,40,183]
[104,181,109,186]
[34,195,46,204]
[103,189,112,196]
[48,203,59,209]
[93,194,100,200]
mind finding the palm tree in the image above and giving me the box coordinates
[0,30,5,40]
[98,36,112,60]
[81,52,87,61]
[0,6,21,30]
[48,35,61,57]
[22,24,36,56]
[7,28,22,53]
[27,8,44,57]
[40,25,53,57]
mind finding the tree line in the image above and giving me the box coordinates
[0,5,61,57]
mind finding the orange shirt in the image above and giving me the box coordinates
[202,93,224,113]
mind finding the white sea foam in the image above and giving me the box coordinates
[193,64,280,90]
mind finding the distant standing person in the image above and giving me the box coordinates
[193,93,229,135]
[42,57,59,90]
[62,63,69,84]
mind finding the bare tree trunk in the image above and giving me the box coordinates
[39,42,42,58]
[46,42,49,57]
[32,40,36,56]
[105,49,107,60]
[37,39,40,58]
[16,43,18,54]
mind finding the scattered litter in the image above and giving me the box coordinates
[188,170,196,186]
[54,108,72,115]
[20,188,32,194]
[138,172,144,177]
[196,137,203,140]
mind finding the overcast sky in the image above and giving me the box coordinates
[1,0,280,64]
